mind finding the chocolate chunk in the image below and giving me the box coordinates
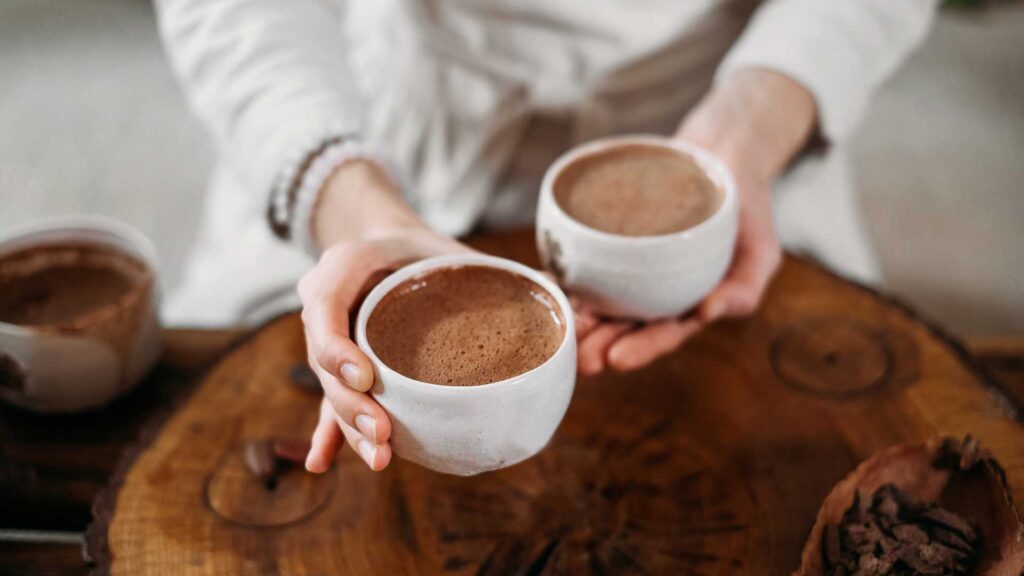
[918,508,977,542]
[918,542,956,567]
[895,544,945,575]
[893,524,928,545]
[873,553,895,575]
[824,484,979,576]
[871,485,906,523]
[851,524,888,557]
[933,436,982,473]
[878,536,898,557]
[930,526,974,554]
[857,553,879,574]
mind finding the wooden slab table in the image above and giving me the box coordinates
[1,229,1022,575]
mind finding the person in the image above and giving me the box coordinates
[156,0,939,471]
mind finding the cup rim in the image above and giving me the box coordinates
[0,215,159,267]
[0,215,159,335]
[355,253,575,393]
[540,134,738,245]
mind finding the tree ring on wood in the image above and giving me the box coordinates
[770,318,893,399]
[204,441,335,528]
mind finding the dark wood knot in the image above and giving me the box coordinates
[287,363,321,394]
[770,318,892,399]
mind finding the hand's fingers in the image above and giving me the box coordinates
[300,305,373,392]
[337,415,392,471]
[307,341,391,445]
[298,243,413,392]
[306,399,344,473]
[575,311,601,341]
[607,318,703,372]
[700,230,781,323]
[307,398,393,472]
[301,314,375,392]
[299,234,476,391]
[304,322,373,401]
[568,296,602,341]
[577,321,633,376]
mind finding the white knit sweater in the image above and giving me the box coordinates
[155,0,938,326]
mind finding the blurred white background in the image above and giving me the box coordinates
[0,0,1021,336]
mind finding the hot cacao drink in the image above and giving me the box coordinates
[553,143,722,236]
[365,265,565,386]
[0,243,151,328]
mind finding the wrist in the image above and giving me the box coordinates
[680,68,817,183]
[313,159,427,250]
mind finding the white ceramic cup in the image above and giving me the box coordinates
[355,254,576,476]
[536,134,739,320]
[0,216,161,413]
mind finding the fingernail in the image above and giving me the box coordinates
[357,438,377,466]
[305,452,321,473]
[340,363,362,389]
[355,414,376,442]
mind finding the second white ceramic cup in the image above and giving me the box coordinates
[355,254,577,476]
[536,135,738,320]
[0,216,161,413]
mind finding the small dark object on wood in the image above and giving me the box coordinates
[242,437,310,490]
[287,363,321,393]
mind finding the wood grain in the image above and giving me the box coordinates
[0,330,242,533]
[88,229,1024,575]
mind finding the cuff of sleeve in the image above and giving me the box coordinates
[714,6,870,142]
[249,112,356,202]
[283,140,401,258]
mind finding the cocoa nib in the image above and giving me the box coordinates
[824,484,978,576]
[918,508,977,543]
[931,437,981,473]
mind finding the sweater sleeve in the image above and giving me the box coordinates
[716,0,939,141]
[155,0,371,244]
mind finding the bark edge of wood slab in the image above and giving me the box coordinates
[85,233,1024,575]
